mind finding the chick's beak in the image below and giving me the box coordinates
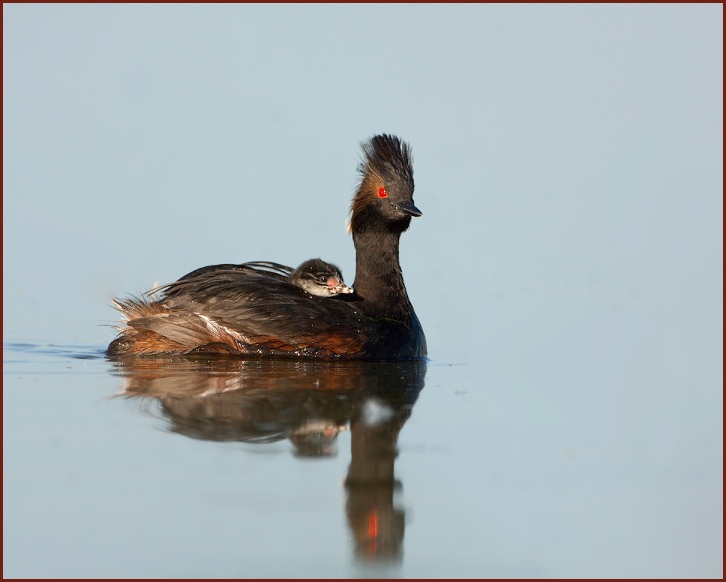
[328,278,354,294]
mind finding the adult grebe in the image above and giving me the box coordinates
[108,134,426,360]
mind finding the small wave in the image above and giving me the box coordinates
[3,342,106,361]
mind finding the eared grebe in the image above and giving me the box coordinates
[290,259,353,297]
[108,134,426,360]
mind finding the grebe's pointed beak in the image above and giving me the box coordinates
[393,199,422,217]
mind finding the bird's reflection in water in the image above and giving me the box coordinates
[110,356,426,563]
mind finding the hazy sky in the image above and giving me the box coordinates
[3,4,722,354]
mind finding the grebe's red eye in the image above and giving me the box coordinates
[378,187,388,198]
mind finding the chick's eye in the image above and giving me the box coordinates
[378,187,388,198]
[318,276,328,283]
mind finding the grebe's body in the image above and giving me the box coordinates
[108,135,426,361]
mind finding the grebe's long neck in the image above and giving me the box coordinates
[352,229,413,320]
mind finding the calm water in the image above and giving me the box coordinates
[3,309,722,577]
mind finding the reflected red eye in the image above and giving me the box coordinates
[369,512,378,538]
[378,187,387,198]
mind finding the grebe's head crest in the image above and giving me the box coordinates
[347,134,421,234]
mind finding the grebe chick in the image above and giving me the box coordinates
[290,259,353,297]
[108,134,426,361]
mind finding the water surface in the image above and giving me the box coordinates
[3,329,721,577]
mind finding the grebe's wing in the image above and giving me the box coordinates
[172,261,294,287]
[144,267,372,356]
[240,261,295,278]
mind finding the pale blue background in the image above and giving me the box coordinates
[4,4,723,577]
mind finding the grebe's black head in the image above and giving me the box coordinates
[291,259,354,297]
[349,134,421,235]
